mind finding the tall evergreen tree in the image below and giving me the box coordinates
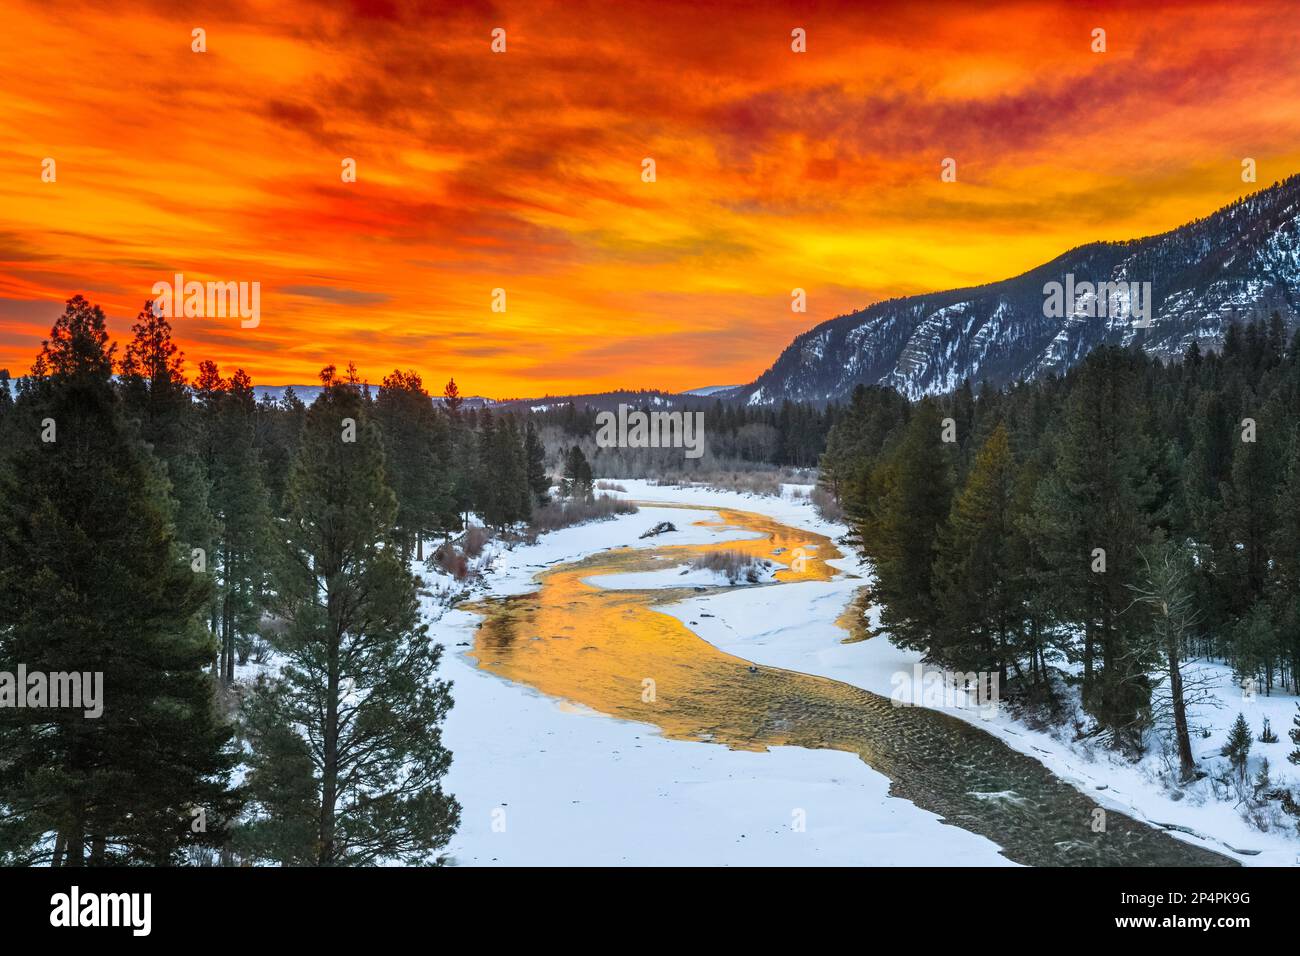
[201,368,272,685]
[260,371,460,865]
[441,377,464,416]
[1027,348,1158,747]
[1270,434,1300,693]
[862,399,952,650]
[562,445,593,500]
[233,675,319,865]
[1130,540,1200,782]
[376,369,450,559]
[524,419,550,506]
[117,302,217,568]
[0,296,239,865]
[1216,416,1279,617]
[933,422,1025,676]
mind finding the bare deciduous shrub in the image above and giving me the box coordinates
[463,525,489,558]
[595,480,627,492]
[249,634,275,665]
[526,494,637,537]
[691,550,771,584]
[431,545,470,580]
[811,484,844,522]
[652,470,792,497]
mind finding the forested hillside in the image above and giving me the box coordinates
[821,313,1300,793]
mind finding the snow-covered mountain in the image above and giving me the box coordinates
[682,384,740,397]
[733,175,1300,404]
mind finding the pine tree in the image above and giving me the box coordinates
[0,369,11,453]
[1027,348,1158,747]
[376,369,448,558]
[117,302,218,586]
[469,414,533,529]
[1288,704,1300,766]
[1232,601,1279,696]
[1130,540,1200,782]
[1270,435,1300,693]
[256,386,306,514]
[473,410,499,524]
[562,445,593,500]
[117,301,188,454]
[260,371,460,865]
[933,422,1024,674]
[496,415,531,526]
[864,399,952,650]
[442,377,464,417]
[524,420,550,505]
[818,385,907,507]
[0,296,239,865]
[1222,712,1252,782]
[1217,418,1279,616]
[233,675,319,865]
[202,368,272,685]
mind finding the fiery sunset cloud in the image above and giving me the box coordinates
[1,0,1298,395]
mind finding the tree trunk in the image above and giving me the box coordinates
[65,798,85,867]
[1082,624,1095,700]
[1168,636,1196,782]
[319,628,340,865]
[222,591,233,685]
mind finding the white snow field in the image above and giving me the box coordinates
[423,479,1300,866]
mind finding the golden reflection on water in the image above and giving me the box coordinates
[465,504,1234,866]
[834,586,875,643]
[468,507,841,750]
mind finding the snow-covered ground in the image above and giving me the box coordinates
[423,494,1010,866]
[424,478,1300,866]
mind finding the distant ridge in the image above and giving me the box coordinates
[734,175,1300,404]
[682,385,740,397]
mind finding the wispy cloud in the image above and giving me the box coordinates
[0,0,1296,394]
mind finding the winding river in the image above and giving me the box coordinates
[469,503,1235,866]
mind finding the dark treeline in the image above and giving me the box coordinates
[0,295,559,865]
[528,395,836,474]
[823,314,1300,779]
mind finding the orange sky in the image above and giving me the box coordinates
[1,0,1298,396]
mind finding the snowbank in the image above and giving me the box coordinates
[424,478,1299,866]
[422,496,1010,866]
[618,481,1300,867]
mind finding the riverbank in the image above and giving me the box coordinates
[421,496,1012,866]
[424,478,1298,866]
[604,480,1299,867]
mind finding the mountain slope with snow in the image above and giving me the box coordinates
[734,175,1300,403]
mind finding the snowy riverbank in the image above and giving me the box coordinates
[611,481,1300,867]
[423,478,1299,866]
[421,490,1010,866]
